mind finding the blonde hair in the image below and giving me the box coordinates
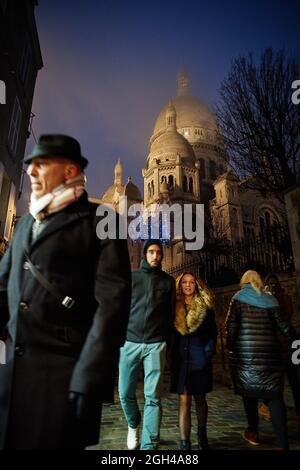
[240,270,264,294]
[176,272,214,309]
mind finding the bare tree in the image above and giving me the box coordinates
[216,48,300,199]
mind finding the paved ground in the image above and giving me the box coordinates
[89,378,300,451]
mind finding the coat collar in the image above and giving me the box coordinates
[24,192,92,253]
[175,294,210,335]
[139,259,162,273]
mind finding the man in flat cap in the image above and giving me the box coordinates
[0,134,131,449]
[119,239,175,450]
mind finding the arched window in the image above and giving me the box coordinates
[167,115,174,126]
[260,216,265,239]
[273,220,279,242]
[265,211,271,241]
[189,177,193,194]
[148,182,151,197]
[168,175,174,190]
[151,180,154,197]
[183,175,188,192]
[257,209,280,242]
[161,175,166,184]
[199,158,205,179]
[209,160,216,180]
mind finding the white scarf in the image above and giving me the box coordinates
[29,175,86,221]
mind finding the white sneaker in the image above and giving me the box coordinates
[127,426,139,450]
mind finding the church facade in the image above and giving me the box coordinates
[98,70,286,272]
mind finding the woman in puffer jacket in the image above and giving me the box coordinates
[225,270,296,450]
[170,272,217,450]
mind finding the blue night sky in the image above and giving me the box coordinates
[18,0,300,214]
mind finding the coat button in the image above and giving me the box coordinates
[15,345,25,357]
[19,301,29,311]
[23,261,30,270]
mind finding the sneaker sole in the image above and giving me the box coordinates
[127,444,139,450]
[243,433,261,446]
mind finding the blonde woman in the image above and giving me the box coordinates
[225,270,296,450]
[170,272,217,450]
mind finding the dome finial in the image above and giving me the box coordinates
[177,67,190,97]
[166,100,177,131]
[114,158,123,185]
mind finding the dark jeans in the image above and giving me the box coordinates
[263,363,300,415]
[242,396,288,449]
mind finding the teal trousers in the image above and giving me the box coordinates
[118,340,167,450]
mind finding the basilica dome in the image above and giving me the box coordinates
[151,70,217,144]
[101,183,123,205]
[147,102,196,168]
[153,95,217,135]
[124,177,142,202]
[148,124,195,166]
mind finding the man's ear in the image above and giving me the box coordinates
[64,163,80,180]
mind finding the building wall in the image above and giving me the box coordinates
[211,175,286,244]
[285,184,300,272]
[0,0,42,252]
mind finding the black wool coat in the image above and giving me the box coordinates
[0,193,131,449]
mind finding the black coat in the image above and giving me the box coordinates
[0,193,131,449]
[170,309,217,395]
[225,299,293,399]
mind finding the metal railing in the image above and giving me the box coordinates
[167,226,294,287]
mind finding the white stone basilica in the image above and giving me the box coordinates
[97,70,286,270]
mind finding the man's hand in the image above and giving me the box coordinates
[68,391,90,421]
[68,391,102,446]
